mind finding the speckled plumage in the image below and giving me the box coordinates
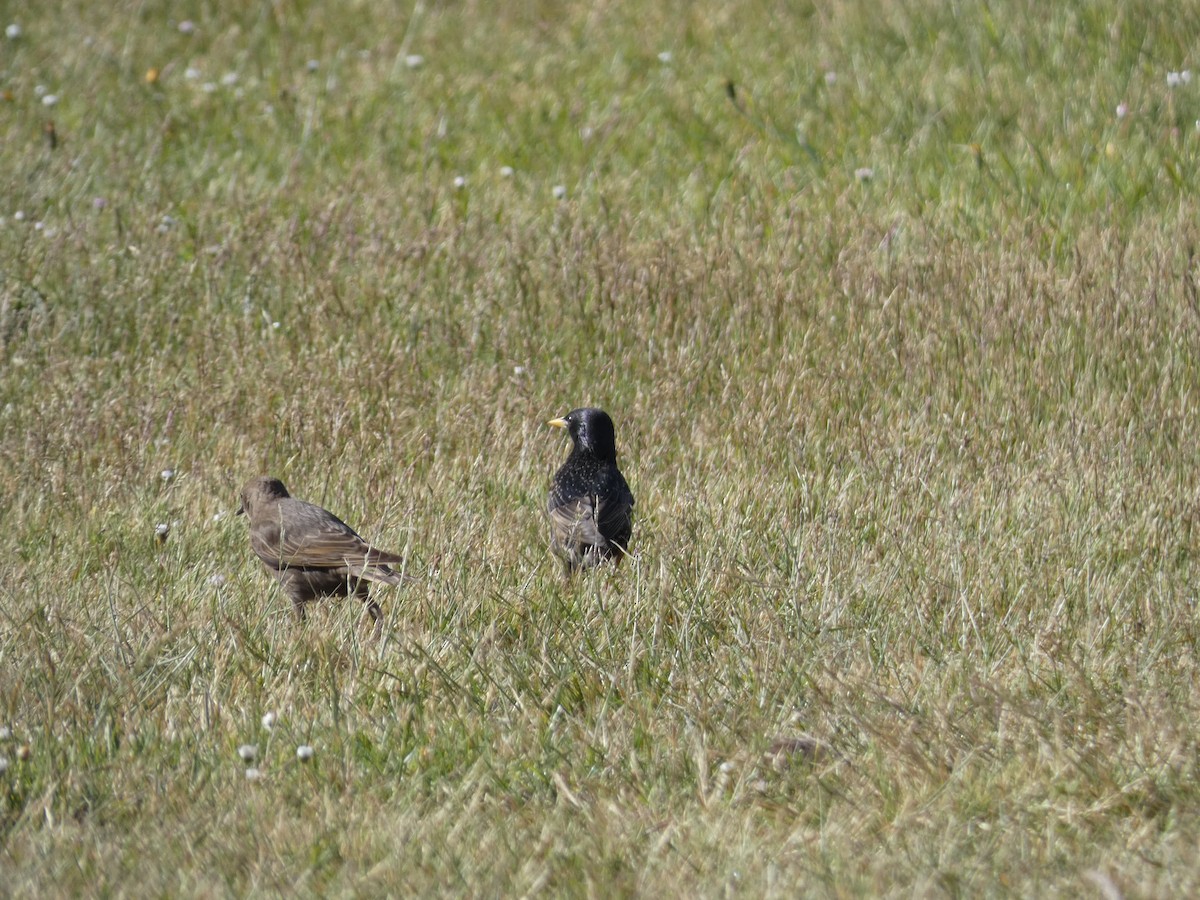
[238,476,410,624]
[546,409,634,571]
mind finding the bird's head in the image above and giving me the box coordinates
[548,408,619,461]
[237,476,290,518]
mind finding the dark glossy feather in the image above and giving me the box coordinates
[546,409,634,571]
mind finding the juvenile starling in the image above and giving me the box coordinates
[237,476,410,624]
[546,408,634,571]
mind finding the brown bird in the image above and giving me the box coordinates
[546,408,634,572]
[237,476,410,625]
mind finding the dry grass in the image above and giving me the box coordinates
[1,0,1199,895]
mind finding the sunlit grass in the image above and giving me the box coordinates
[1,0,1199,895]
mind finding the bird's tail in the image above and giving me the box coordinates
[361,547,405,565]
[349,562,418,586]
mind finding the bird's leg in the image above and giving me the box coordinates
[292,599,307,622]
[361,591,384,641]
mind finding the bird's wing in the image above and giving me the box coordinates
[253,501,402,569]
[595,482,634,553]
[548,496,609,548]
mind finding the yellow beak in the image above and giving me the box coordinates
[547,417,568,429]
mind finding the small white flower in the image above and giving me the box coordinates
[513,365,526,376]
[33,221,43,232]
[155,523,170,539]
[34,84,47,97]
[453,175,466,189]
[13,211,25,222]
[5,23,21,39]
[657,51,672,64]
[208,573,227,587]
[854,167,874,181]
[271,321,281,330]
[41,94,58,107]
[184,67,201,80]
[0,726,11,741]
[718,760,735,774]
[202,82,217,94]
[296,744,315,762]
[1167,71,1191,88]
[261,711,276,730]
[552,185,567,200]
[93,197,108,210]
[404,54,425,69]
[1116,103,1128,119]
[238,744,257,762]
[824,71,837,86]
[220,72,239,87]
[212,511,225,522]
[178,20,196,35]
[245,767,261,780]
[0,757,7,773]
[306,59,319,73]
[499,165,514,178]
[161,468,175,482]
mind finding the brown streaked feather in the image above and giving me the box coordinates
[249,499,403,572]
[238,476,412,624]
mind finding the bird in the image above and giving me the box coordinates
[546,408,634,572]
[237,476,410,626]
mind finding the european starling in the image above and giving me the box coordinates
[546,408,634,571]
[237,476,410,624]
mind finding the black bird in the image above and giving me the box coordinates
[238,476,411,626]
[546,408,634,571]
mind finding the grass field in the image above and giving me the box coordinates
[2,0,1199,895]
